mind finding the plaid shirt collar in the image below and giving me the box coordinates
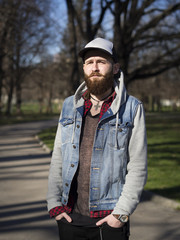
[82,90,116,121]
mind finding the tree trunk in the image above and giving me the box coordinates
[16,82,22,115]
[46,85,53,114]
[0,64,3,115]
[5,76,14,116]
[65,0,80,93]
[38,97,44,114]
[113,0,130,86]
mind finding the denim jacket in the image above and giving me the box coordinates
[47,72,147,216]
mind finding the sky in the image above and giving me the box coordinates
[47,0,68,55]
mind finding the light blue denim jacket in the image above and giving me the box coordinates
[47,72,147,216]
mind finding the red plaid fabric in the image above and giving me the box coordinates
[49,206,113,218]
[49,205,71,218]
[83,90,116,121]
[49,90,116,218]
[90,210,113,218]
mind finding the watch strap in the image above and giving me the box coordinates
[112,214,129,223]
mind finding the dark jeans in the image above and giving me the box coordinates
[57,220,130,240]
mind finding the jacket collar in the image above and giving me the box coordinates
[73,71,127,115]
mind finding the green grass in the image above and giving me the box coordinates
[0,101,61,125]
[38,126,57,150]
[145,112,180,203]
[37,112,180,203]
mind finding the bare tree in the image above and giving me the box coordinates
[110,0,180,86]
[64,0,113,93]
[74,0,113,42]
[24,52,62,114]
[65,0,80,93]
[0,0,55,115]
[0,0,16,115]
[62,0,180,93]
[0,0,14,114]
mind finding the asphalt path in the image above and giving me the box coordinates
[0,119,59,240]
[0,119,180,240]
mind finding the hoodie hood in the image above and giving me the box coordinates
[73,71,127,115]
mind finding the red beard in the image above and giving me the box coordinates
[84,71,114,95]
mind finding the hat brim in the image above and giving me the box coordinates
[79,47,113,60]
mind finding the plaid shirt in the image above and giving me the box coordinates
[49,90,116,218]
[83,90,116,121]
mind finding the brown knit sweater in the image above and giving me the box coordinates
[74,112,99,216]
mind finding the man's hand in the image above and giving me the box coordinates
[55,212,72,223]
[96,214,125,228]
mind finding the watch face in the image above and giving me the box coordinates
[119,215,129,223]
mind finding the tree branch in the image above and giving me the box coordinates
[128,43,180,83]
[92,0,113,38]
[135,3,180,40]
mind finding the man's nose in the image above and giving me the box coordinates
[92,62,99,71]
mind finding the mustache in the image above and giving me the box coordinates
[89,72,104,77]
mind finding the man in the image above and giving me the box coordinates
[47,38,147,240]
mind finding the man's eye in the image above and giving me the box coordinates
[99,60,106,64]
[85,61,93,65]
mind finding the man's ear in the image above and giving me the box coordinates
[113,63,120,75]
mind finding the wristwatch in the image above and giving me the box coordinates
[112,214,129,223]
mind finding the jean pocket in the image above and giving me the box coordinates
[100,223,129,240]
[102,222,124,232]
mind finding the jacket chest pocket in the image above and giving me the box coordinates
[60,118,74,144]
[108,121,133,149]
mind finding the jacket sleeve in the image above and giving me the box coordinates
[46,112,63,211]
[112,103,148,215]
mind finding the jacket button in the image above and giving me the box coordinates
[65,183,69,187]
[71,164,75,167]
[119,128,123,132]
[73,145,76,149]
[77,125,80,128]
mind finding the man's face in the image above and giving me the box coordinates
[83,50,119,95]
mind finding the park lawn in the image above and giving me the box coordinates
[38,126,57,150]
[145,113,180,203]
[38,112,180,203]
[0,101,61,125]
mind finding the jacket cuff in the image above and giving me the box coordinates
[112,209,130,216]
[49,206,67,218]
